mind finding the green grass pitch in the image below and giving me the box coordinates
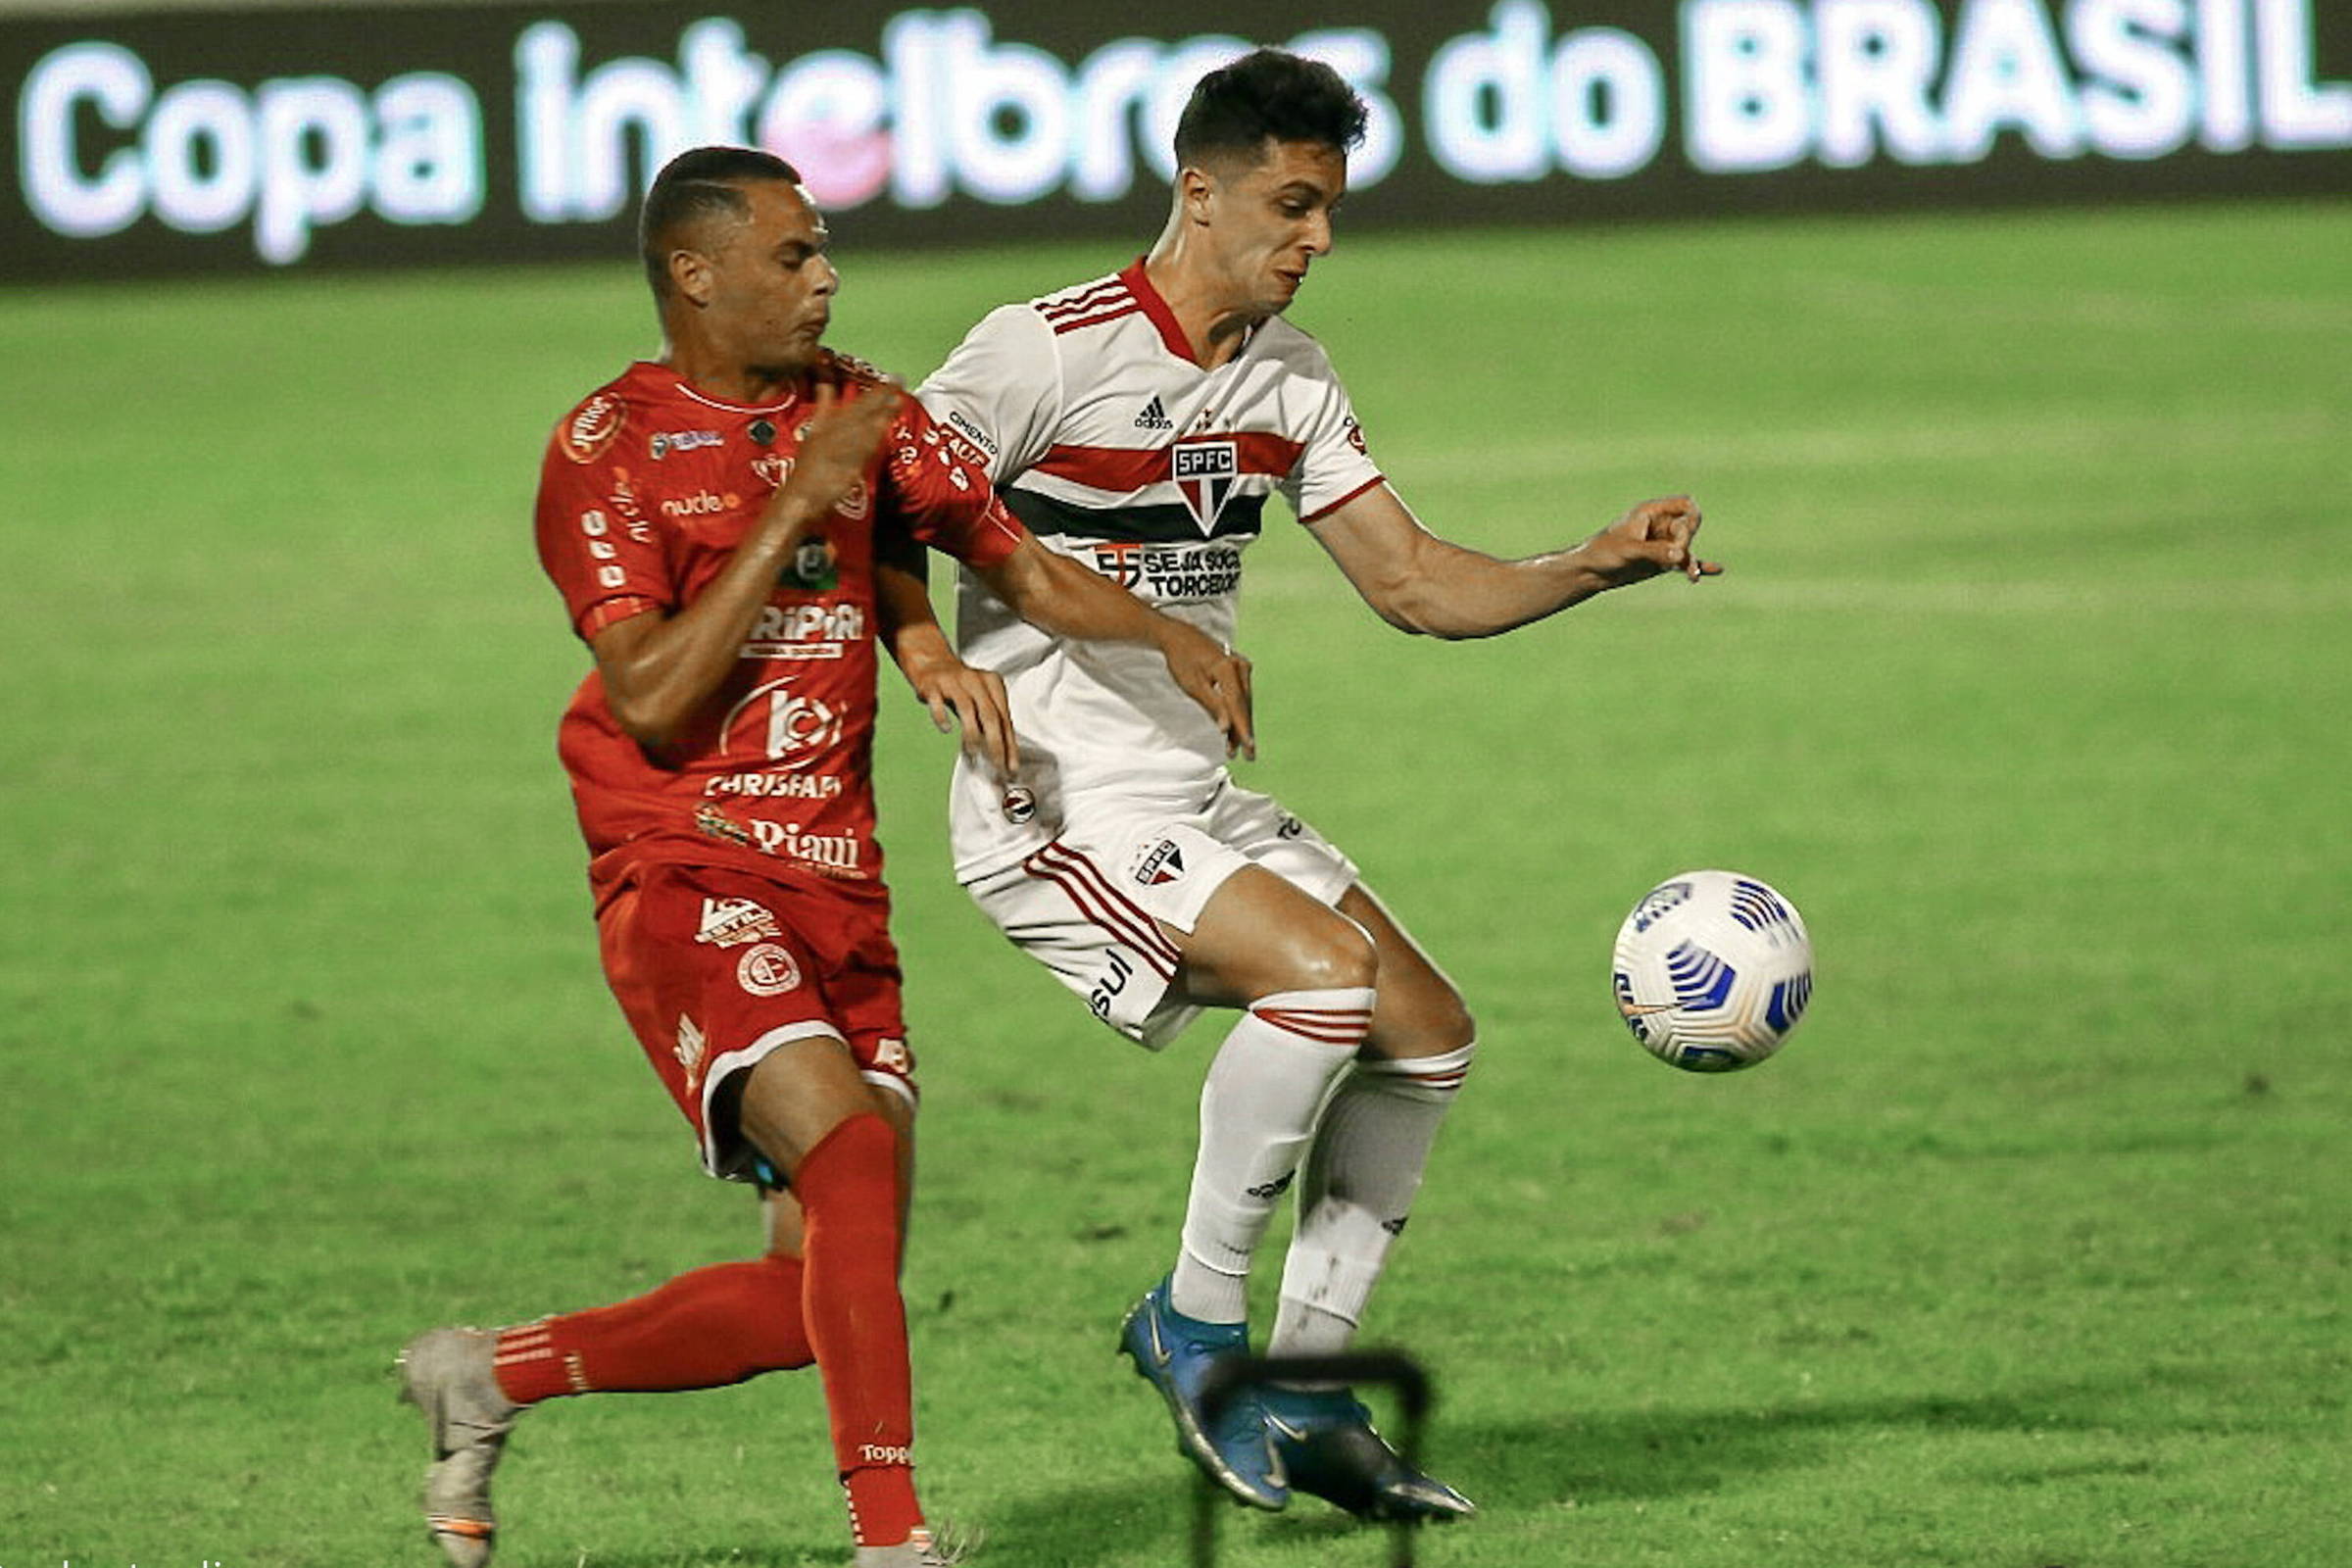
[3,198,2348,1568]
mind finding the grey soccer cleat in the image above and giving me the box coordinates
[855,1521,981,1566]
[396,1327,523,1567]
[1262,1386,1477,1524]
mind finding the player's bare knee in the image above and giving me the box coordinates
[1280,911,1378,994]
[1431,987,1477,1054]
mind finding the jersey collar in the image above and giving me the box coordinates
[630,360,806,415]
[1120,258,1258,369]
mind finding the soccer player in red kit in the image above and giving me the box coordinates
[395,146,1252,1568]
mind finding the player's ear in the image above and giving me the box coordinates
[1177,166,1217,226]
[668,247,715,308]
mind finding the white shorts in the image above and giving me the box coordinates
[962,779,1358,1049]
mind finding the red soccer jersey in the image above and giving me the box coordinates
[534,354,1027,903]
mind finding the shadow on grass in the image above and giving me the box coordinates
[964,1373,2187,1567]
[1450,1377,2177,1510]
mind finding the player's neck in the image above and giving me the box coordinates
[1141,243,1262,369]
[657,338,802,407]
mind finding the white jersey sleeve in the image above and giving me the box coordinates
[1279,338,1384,522]
[915,302,1063,482]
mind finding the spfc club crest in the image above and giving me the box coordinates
[1171,438,1239,533]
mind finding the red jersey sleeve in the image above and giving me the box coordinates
[878,396,1029,570]
[534,389,673,641]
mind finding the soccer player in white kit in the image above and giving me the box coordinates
[904,48,1720,1521]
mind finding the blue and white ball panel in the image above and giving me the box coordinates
[1610,869,1813,1072]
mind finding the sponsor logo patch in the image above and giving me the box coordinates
[650,428,722,459]
[562,394,622,463]
[1134,395,1173,430]
[1087,540,1242,602]
[786,537,839,591]
[695,897,781,950]
[740,601,865,661]
[944,409,998,460]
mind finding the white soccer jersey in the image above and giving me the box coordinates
[917,260,1384,880]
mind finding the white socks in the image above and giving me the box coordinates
[1272,1042,1475,1357]
[1168,989,1374,1324]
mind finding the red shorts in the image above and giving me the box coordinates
[594,860,913,1181]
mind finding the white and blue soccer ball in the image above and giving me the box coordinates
[1611,869,1813,1072]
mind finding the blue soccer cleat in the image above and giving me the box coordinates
[1262,1385,1477,1524]
[1117,1278,1288,1510]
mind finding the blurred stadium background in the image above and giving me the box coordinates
[5,3,2348,1565]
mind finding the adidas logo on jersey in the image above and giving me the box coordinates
[1133,396,1173,430]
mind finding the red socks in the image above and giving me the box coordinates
[492,1253,812,1403]
[484,1111,921,1549]
[796,1111,922,1549]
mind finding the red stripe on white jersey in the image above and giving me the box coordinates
[1024,842,1182,979]
[1031,430,1308,494]
[1050,303,1143,336]
[1039,279,1132,319]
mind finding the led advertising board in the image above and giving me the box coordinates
[6,0,2347,278]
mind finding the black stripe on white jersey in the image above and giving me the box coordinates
[1003,486,1266,545]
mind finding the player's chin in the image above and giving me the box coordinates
[759,340,825,380]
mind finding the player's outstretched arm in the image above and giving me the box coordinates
[1307,485,1720,641]
[591,381,903,747]
[872,538,1019,778]
[974,536,1256,760]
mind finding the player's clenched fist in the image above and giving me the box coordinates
[1583,494,1721,587]
[777,379,905,517]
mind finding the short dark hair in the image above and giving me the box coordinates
[1173,49,1368,170]
[639,145,803,298]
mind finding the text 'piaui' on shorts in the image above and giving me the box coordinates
[595,861,913,1183]
[963,780,1358,1051]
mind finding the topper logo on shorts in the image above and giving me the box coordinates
[737,943,803,997]
[1133,838,1186,887]
[563,393,621,463]
[1171,439,1238,532]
